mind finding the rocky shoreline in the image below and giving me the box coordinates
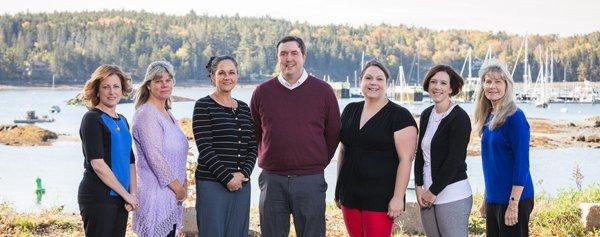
[0,124,58,146]
[465,116,600,156]
[2,116,600,151]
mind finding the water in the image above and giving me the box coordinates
[1,87,599,213]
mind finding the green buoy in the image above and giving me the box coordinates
[35,177,46,204]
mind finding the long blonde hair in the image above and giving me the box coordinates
[134,61,175,109]
[473,59,517,135]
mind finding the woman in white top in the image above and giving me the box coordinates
[414,65,473,237]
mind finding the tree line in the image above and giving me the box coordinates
[0,10,598,84]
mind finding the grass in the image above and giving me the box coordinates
[2,186,600,236]
[530,186,600,236]
[0,203,82,236]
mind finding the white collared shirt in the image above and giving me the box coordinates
[277,69,308,90]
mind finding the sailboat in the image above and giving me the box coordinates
[534,47,551,108]
[459,47,480,102]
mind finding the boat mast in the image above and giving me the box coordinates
[523,36,530,91]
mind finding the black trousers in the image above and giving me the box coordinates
[166,224,177,237]
[486,197,534,237]
[79,201,128,237]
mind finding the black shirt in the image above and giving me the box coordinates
[78,108,134,204]
[335,101,417,211]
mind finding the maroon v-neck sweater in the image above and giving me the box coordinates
[250,75,341,175]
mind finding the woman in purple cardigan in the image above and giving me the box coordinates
[132,61,189,237]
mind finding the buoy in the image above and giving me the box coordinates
[35,177,46,204]
[35,177,46,195]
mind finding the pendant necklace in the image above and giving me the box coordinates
[111,116,121,131]
[432,102,452,123]
[98,106,120,131]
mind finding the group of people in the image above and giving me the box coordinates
[77,35,534,237]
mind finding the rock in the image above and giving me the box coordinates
[531,135,552,147]
[182,207,198,237]
[395,202,424,234]
[182,207,260,237]
[574,132,600,143]
[0,124,58,146]
[585,116,600,127]
[529,118,559,134]
[579,203,600,231]
[0,124,17,132]
[66,92,86,106]
[585,134,600,143]
[569,122,577,127]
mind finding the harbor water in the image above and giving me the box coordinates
[1,87,599,213]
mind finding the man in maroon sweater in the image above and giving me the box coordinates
[250,36,341,237]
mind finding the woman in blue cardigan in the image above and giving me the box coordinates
[474,59,534,236]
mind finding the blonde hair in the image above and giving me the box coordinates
[473,59,517,135]
[82,65,132,109]
[134,61,175,109]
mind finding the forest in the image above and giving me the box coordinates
[0,10,598,84]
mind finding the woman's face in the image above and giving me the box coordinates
[428,71,453,104]
[97,74,123,108]
[211,60,238,93]
[483,72,506,104]
[148,73,174,102]
[360,66,387,100]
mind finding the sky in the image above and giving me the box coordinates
[1,0,599,36]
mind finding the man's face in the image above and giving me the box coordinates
[277,41,306,81]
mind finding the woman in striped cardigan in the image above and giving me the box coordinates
[192,55,257,237]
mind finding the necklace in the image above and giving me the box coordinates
[96,106,120,131]
[211,94,237,112]
[431,111,446,123]
[432,102,453,123]
[110,116,121,131]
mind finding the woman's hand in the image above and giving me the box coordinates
[226,172,245,191]
[125,203,134,212]
[175,180,188,202]
[415,186,426,208]
[421,190,436,208]
[504,202,519,226]
[123,193,139,209]
[387,195,405,219]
